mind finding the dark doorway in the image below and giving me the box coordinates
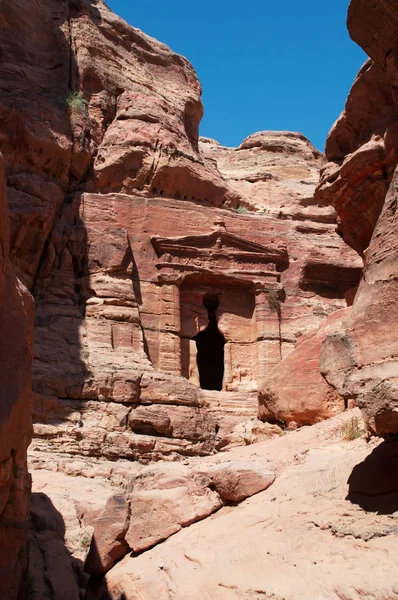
[194,294,225,391]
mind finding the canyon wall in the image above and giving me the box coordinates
[1,0,398,597]
[0,152,34,597]
[316,0,398,436]
[0,0,361,471]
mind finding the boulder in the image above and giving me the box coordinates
[259,310,349,425]
[85,495,130,576]
[206,459,275,502]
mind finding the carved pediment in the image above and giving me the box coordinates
[151,230,288,263]
[151,223,288,283]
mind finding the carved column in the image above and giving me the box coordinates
[255,283,282,379]
[158,279,181,376]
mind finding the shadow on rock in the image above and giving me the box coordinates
[29,492,94,599]
[347,438,398,514]
[30,492,120,600]
[84,569,122,600]
[84,494,132,600]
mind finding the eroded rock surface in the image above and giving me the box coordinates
[100,413,398,600]
[0,0,363,463]
[200,131,328,218]
[259,309,350,426]
[29,442,277,591]
[0,151,34,599]
[28,411,398,600]
[2,0,398,597]
[316,0,398,435]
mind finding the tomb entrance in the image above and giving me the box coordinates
[193,294,225,391]
[151,220,288,391]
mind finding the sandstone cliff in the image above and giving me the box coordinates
[316,0,398,436]
[0,0,361,470]
[1,0,393,597]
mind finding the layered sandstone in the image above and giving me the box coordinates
[0,0,397,597]
[315,0,398,435]
[0,0,363,465]
[103,427,398,600]
[200,131,329,218]
[28,411,398,600]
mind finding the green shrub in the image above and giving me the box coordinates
[235,205,249,214]
[62,90,88,118]
[339,416,362,441]
[79,531,92,549]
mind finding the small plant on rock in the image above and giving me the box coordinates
[235,205,249,214]
[62,90,89,118]
[79,531,92,549]
[339,416,363,441]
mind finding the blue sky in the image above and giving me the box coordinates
[106,0,367,152]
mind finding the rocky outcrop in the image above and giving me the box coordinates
[29,445,277,594]
[320,168,398,435]
[2,0,398,597]
[29,410,398,600]
[102,421,398,600]
[315,58,398,256]
[259,309,349,426]
[0,151,34,598]
[200,131,328,218]
[315,0,398,436]
[0,0,72,291]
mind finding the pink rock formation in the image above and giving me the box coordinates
[29,444,276,587]
[85,495,130,576]
[316,0,398,436]
[200,131,328,217]
[0,0,362,463]
[259,309,350,426]
[102,421,398,600]
[0,0,396,596]
[33,410,398,600]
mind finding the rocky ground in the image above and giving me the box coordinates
[28,409,398,600]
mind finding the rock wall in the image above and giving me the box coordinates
[315,0,398,436]
[1,0,396,597]
[0,150,34,597]
[0,0,361,466]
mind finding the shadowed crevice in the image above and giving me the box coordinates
[347,438,398,514]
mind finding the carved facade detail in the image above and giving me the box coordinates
[151,221,288,391]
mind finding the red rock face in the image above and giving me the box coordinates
[316,0,398,436]
[69,0,237,206]
[259,309,350,426]
[0,0,362,471]
[0,0,72,290]
[316,59,398,255]
[0,151,34,599]
[316,0,398,257]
